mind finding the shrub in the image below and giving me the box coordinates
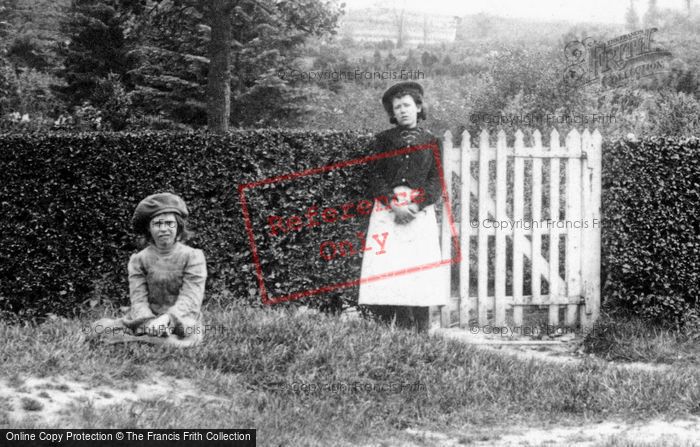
[1,131,697,327]
[0,131,374,321]
[602,136,700,326]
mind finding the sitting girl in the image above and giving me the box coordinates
[90,192,207,347]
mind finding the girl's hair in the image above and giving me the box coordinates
[383,89,427,125]
[138,214,190,248]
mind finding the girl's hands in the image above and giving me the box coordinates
[391,186,420,224]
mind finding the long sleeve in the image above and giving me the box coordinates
[368,135,394,200]
[127,254,156,320]
[167,249,207,328]
[419,139,445,210]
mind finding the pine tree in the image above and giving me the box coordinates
[55,0,130,107]
[125,3,209,127]
[126,0,343,130]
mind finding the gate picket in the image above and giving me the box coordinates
[441,128,601,330]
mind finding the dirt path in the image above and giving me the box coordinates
[382,328,697,446]
[431,327,673,372]
[0,373,226,426]
[399,418,700,446]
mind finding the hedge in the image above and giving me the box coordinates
[602,136,699,325]
[0,131,374,321]
[0,132,698,326]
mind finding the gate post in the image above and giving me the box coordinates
[581,130,602,331]
[438,131,454,328]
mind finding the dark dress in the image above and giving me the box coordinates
[358,125,449,322]
[367,126,443,209]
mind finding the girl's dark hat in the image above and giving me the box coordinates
[381,81,424,108]
[132,192,189,233]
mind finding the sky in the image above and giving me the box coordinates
[341,0,689,24]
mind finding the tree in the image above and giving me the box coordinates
[373,49,382,66]
[55,0,131,107]
[390,0,407,49]
[1,0,69,70]
[130,0,342,132]
[0,0,70,122]
[0,2,16,57]
[421,50,438,68]
[206,0,232,132]
[625,0,640,31]
[385,51,397,69]
[643,0,660,27]
[404,48,417,68]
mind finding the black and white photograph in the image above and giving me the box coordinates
[1,0,699,445]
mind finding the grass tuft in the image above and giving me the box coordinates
[20,397,44,412]
[583,311,700,365]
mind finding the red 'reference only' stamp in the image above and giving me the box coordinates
[238,142,460,305]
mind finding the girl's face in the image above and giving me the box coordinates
[149,212,178,249]
[392,94,421,128]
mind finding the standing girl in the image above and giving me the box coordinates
[358,81,448,332]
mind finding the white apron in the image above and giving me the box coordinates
[358,201,448,306]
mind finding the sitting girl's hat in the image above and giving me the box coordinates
[133,192,189,232]
[381,81,424,109]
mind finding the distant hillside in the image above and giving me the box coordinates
[338,9,622,49]
[338,8,459,46]
[456,13,623,44]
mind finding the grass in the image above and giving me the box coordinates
[583,311,700,365]
[20,397,43,412]
[1,298,699,446]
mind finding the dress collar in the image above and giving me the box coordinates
[150,242,179,256]
[397,126,422,145]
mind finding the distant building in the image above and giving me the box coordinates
[339,8,458,46]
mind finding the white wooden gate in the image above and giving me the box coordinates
[437,129,601,330]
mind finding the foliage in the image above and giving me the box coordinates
[123,0,343,128]
[0,66,61,121]
[54,0,132,108]
[583,311,700,363]
[594,88,700,139]
[0,0,68,125]
[1,1,700,134]
[602,136,700,326]
[0,0,69,70]
[643,0,660,28]
[124,0,209,127]
[2,130,698,328]
[0,130,374,320]
[90,73,133,131]
[625,1,640,31]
